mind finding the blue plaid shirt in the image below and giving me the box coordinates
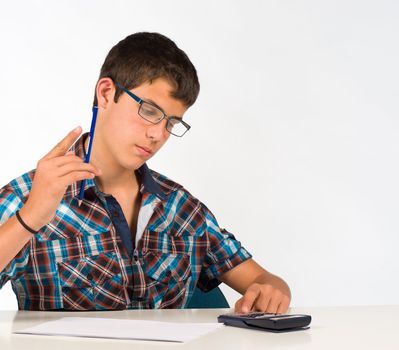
[0,133,252,310]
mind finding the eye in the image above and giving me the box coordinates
[141,102,161,117]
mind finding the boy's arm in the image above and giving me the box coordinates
[219,258,291,314]
[0,201,34,287]
[0,127,101,274]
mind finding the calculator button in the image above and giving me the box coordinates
[243,312,276,318]
[254,314,277,318]
[246,312,264,317]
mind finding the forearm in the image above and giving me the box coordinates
[220,259,290,296]
[0,205,37,272]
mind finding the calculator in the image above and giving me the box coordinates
[217,312,311,332]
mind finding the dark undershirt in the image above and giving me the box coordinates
[104,195,135,257]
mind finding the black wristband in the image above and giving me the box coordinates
[15,210,37,234]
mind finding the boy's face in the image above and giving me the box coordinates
[95,77,188,173]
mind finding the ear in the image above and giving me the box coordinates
[96,78,115,109]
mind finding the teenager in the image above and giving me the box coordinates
[0,32,291,312]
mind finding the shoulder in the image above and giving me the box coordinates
[148,169,213,233]
[149,168,203,206]
[0,169,35,223]
[149,168,183,194]
[0,169,36,199]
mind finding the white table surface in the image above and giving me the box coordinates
[0,306,398,350]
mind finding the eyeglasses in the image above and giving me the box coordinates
[115,83,191,137]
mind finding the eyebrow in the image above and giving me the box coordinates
[145,98,183,120]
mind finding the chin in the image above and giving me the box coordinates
[120,155,147,171]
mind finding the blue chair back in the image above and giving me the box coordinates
[186,286,229,308]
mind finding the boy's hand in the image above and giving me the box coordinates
[20,127,102,231]
[219,259,291,315]
[234,278,291,314]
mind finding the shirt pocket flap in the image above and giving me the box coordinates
[58,252,121,288]
[143,251,191,283]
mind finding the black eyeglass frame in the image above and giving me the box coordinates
[115,82,191,137]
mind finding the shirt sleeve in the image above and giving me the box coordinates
[197,204,252,292]
[0,186,31,289]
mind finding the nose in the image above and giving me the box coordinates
[145,119,169,141]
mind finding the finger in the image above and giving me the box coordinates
[42,126,82,160]
[254,292,272,312]
[57,162,101,177]
[60,171,96,187]
[276,297,290,314]
[240,285,261,313]
[234,298,244,313]
[266,296,281,314]
[51,155,84,167]
[47,154,84,167]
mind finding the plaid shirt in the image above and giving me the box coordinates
[0,133,252,310]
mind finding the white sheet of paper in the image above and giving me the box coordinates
[14,316,224,343]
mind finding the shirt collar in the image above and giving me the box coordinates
[64,132,166,201]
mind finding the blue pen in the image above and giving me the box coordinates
[78,106,98,207]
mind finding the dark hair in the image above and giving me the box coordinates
[93,32,200,108]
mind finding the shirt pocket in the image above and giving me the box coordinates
[142,250,192,308]
[38,200,113,241]
[57,251,127,310]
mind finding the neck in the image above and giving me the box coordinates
[84,135,140,195]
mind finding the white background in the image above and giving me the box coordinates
[0,0,398,310]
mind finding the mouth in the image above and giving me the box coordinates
[136,145,153,156]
